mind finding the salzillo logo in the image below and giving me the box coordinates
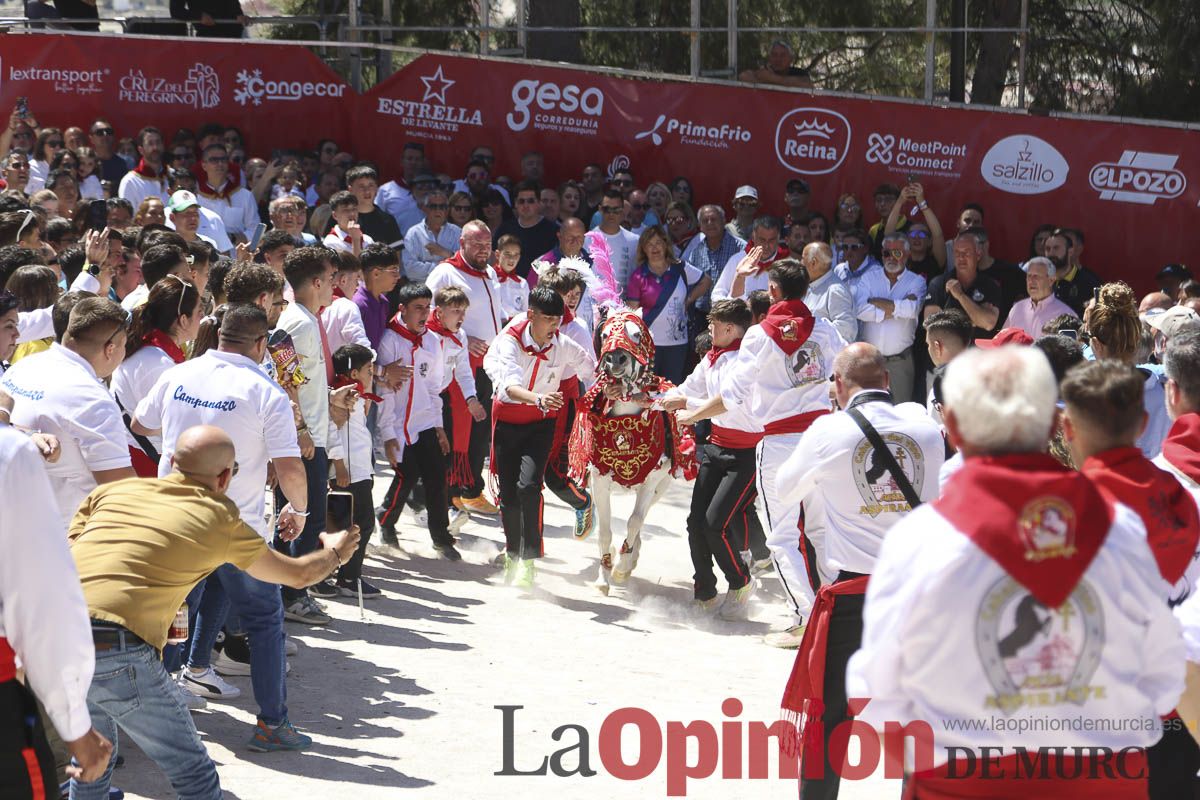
[635,114,751,150]
[118,63,219,109]
[1089,151,1187,205]
[506,79,604,135]
[234,69,346,106]
[980,135,1069,195]
[774,108,851,175]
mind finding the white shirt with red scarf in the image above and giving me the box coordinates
[495,270,531,323]
[427,253,505,347]
[720,299,846,436]
[484,316,596,423]
[323,225,376,254]
[377,320,444,446]
[666,340,762,449]
[710,244,787,302]
[846,454,1183,766]
[428,321,477,399]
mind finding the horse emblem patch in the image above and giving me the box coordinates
[1019,497,1078,561]
[851,432,924,517]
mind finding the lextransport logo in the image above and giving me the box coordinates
[1089,151,1186,205]
[0,57,105,96]
[774,108,851,175]
[980,135,1069,194]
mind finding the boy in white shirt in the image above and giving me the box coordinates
[377,283,458,560]
[323,191,374,256]
[494,234,530,323]
[484,287,596,587]
[322,251,371,354]
[329,343,384,597]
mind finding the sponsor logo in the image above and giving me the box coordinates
[1088,151,1186,205]
[234,68,346,106]
[375,65,483,142]
[865,132,967,177]
[980,135,1069,195]
[1,57,106,96]
[118,63,220,109]
[634,114,751,150]
[774,108,851,175]
[605,154,630,181]
[506,78,604,136]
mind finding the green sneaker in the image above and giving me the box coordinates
[515,558,536,589]
[501,553,519,585]
[718,580,755,621]
[247,717,312,752]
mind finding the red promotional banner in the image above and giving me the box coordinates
[0,33,354,153]
[361,54,1200,291]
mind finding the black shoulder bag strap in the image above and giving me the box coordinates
[846,407,923,509]
[114,393,161,465]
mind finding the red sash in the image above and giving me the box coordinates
[710,425,762,449]
[759,299,815,356]
[142,329,185,365]
[1162,413,1200,485]
[128,445,159,478]
[936,453,1113,608]
[904,751,1147,799]
[1082,447,1199,584]
[0,636,15,682]
[764,409,830,436]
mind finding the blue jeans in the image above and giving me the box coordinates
[70,640,221,800]
[274,446,328,604]
[653,343,688,386]
[215,563,287,725]
[186,573,230,671]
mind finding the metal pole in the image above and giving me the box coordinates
[347,0,361,93]
[949,0,965,102]
[923,0,936,100]
[727,0,738,77]
[378,0,393,82]
[1018,0,1029,108]
[479,0,490,56]
[516,0,527,54]
[689,0,700,78]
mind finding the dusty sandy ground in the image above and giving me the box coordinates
[116,473,900,799]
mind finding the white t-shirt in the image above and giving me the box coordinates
[711,251,769,302]
[134,350,301,540]
[329,395,374,484]
[629,263,702,347]
[197,185,260,241]
[1,344,131,523]
[118,170,169,211]
[599,228,640,288]
[321,295,371,355]
[323,226,376,254]
[111,344,179,454]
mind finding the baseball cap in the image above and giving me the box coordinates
[1156,263,1191,281]
[1144,305,1200,340]
[734,185,759,201]
[785,179,810,194]
[975,327,1034,349]
[168,190,199,212]
[412,172,439,187]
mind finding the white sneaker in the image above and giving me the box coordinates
[284,636,298,657]
[448,508,468,533]
[413,509,429,526]
[763,623,807,649]
[172,675,208,711]
[213,649,252,677]
[718,581,755,621]
[180,667,241,700]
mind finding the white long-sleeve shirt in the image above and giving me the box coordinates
[0,427,95,742]
[804,269,857,344]
[402,221,462,284]
[853,265,927,356]
[847,500,1183,763]
[484,317,596,411]
[275,303,342,458]
[431,328,477,398]
[321,295,371,355]
[377,325,444,445]
[711,251,770,302]
[118,170,169,210]
[426,259,505,345]
[777,392,944,575]
[376,180,423,235]
[197,184,260,242]
[667,344,761,445]
[111,343,179,455]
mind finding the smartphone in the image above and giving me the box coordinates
[328,489,355,533]
[248,222,267,252]
[87,199,108,232]
[906,173,917,184]
[1058,328,1079,341]
[15,97,28,119]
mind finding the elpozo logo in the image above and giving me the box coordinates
[118,63,219,109]
[774,108,851,175]
[234,69,346,106]
[506,78,604,136]
[375,65,483,138]
[980,135,1068,195]
[634,114,751,150]
[865,132,967,178]
[1089,151,1186,205]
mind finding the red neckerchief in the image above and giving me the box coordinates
[759,299,815,356]
[142,329,185,364]
[132,158,163,180]
[445,250,489,280]
[1163,414,1200,485]
[387,315,423,348]
[332,286,347,300]
[508,318,552,360]
[330,374,383,404]
[198,176,236,201]
[706,337,742,366]
[562,305,575,325]
[496,268,522,284]
[744,241,789,274]
[936,453,1113,607]
[426,310,462,347]
[1082,446,1200,584]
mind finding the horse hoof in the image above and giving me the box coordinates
[596,583,610,596]
[611,570,629,585]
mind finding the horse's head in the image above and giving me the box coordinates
[596,309,656,394]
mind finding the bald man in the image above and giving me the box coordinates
[1140,291,1175,314]
[67,425,359,798]
[777,343,944,800]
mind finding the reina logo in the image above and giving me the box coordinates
[774,108,851,175]
[1089,151,1186,205]
[980,135,1069,195]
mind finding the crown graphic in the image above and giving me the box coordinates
[1018,139,1033,162]
[793,119,834,139]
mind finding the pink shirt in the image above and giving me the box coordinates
[1003,294,1079,339]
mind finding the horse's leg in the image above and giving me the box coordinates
[592,468,614,594]
[614,463,671,582]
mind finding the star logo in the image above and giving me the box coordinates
[420,66,455,104]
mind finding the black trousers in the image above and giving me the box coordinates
[494,418,555,559]
[687,443,756,600]
[0,679,55,800]
[543,396,589,512]
[1148,717,1200,799]
[465,366,493,499]
[330,478,376,582]
[378,428,451,546]
[800,574,866,800]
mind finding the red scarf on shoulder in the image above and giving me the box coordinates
[387,316,423,348]
[329,374,383,404]
[445,251,489,280]
[744,241,789,273]
[1162,413,1200,485]
[142,329,185,364]
[759,299,815,355]
[132,159,163,180]
[706,337,741,366]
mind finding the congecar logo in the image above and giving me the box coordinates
[375,64,483,142]
[506,78,604,136]
[635,114,751,150]
[234,69,346,106]
[980,135,1069,195]
[774,108,851,175]
[118,63,219,109]
[865,132,967,178]
[1089,151,1187,205]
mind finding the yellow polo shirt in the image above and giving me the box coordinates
[69,472,268,650]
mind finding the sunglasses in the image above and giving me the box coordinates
[426,203,448,210]
[452,204,472,212]
[629,203,647,211]
[613,179,632,187]
[666,216,687,224]
[166,274,195,317]
[844,242,866,251]
[46,140,65,148]
[601,206,623,214]
[908,230,930,239]
[516,198,539,205]
[206,156,229,164]
[15,209,35,241]
[91,128,115,136]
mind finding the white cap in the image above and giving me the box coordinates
[734,185,758,201]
